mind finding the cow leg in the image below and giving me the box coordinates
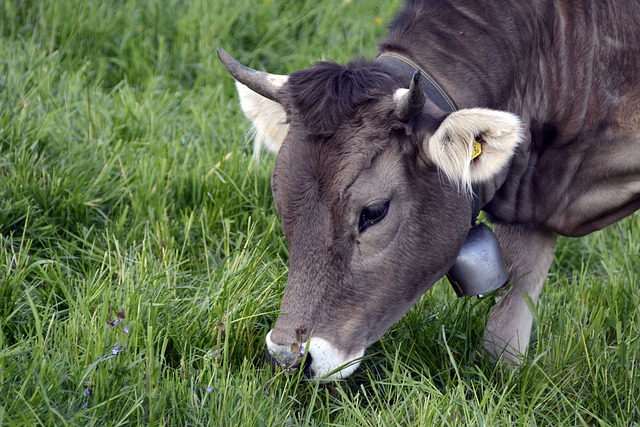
[483,223,557,364]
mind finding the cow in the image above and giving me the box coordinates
[218,0,640,379]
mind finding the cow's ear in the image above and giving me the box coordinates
[236,81,289,155]
[425,108,522,189]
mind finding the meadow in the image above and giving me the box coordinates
[0,0,638,425]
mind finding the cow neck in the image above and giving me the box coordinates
[374,51,481,225]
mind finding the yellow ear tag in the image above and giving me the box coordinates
[471,140,482,160]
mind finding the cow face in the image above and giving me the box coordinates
[218,49,522,379]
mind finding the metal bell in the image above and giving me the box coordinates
[447,223,508,297]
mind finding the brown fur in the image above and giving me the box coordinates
[233,0,640,376]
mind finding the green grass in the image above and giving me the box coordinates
[1,0,638,425]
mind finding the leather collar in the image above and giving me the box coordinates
[374,52,457,113]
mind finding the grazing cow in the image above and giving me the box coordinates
[218,0,640,379]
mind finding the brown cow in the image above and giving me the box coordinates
[219,0,640,379]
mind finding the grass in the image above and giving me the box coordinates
[0,0,638,425]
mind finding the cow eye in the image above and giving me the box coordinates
[358,200,390,233]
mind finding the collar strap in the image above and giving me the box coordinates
[374,52,458,113]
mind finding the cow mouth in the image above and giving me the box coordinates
[265,347,314,377]
[265,331,365,380]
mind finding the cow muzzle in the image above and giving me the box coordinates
[265,330,364,380]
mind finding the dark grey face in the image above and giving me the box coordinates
[216,48,522,378]
[266,75,471,378]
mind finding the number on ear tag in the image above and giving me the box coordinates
[471,140,482,160]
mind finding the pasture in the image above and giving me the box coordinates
[0,0,638,424]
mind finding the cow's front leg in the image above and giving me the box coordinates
[483,223,557,364]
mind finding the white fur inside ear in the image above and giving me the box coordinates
[426,108,522,190]
[236,80,289,156]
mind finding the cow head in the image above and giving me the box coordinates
[218,48,522,379]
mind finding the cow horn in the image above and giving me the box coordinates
[396,71,426,121]
[217,47,288,103]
